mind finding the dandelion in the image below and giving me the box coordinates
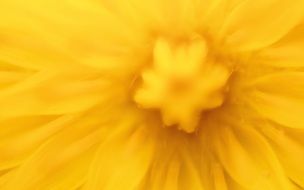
[0,0,304,189]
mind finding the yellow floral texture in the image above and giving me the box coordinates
[0,0,304,189]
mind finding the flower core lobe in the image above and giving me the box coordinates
[134,37,230,133]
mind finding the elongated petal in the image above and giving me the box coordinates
[0,71,109,116]
[256,23,304,68]
[249,72,304,129]
[201,0,243,35]
[261,126,304,188]
[221,0,304,51]
[255,93,304,129]
[0,115,76,170]
[213,125,292,190]
[178,141,205,190]
[251,72,304,98]
[0,0,145,71]
[85,123,156,190]
[2,112,108,190]
[148,154,180,190]
[110,0,208,36]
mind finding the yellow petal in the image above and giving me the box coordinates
[256,23,304,68]
[252,91,304,129]
[225,174,247,190]
[0,0,144,70]
[221,0,304,51]
[247,72,304,128]
[0,69,32,90]
[149,156,180,190]
[212,163,228,190]
[0,71,108,116]
[261,126,304,188]
[251,72,304,98]
[3,112,107,190]
[179,144,205,190]
[201,0,242,35]
[213,125,292,190]
[0,115,76,170]
[117,0,202,36]
[0,170,15,189]
[85,122,156,190]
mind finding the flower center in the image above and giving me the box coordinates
[134,37,231,133]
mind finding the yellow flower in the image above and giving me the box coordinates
[0,0,304,189]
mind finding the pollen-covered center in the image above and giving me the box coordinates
[134,37,231,133]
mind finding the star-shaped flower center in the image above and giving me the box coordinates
[134,36,231,133]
